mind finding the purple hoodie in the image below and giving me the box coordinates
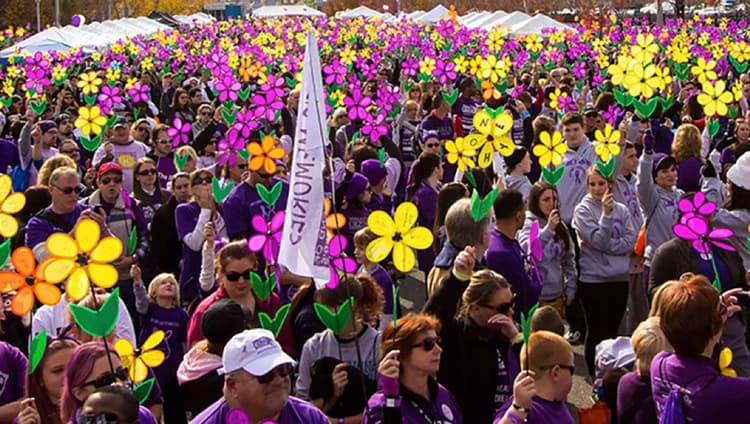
[190,396,329,424]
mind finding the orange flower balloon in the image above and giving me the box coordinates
[0,247,61,316]
[324,198,346,240]
[248,135,285,175]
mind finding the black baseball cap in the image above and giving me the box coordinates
[201,299,252,347]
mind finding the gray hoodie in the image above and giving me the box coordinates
[518,212,577,301]
[636,152,684,263]
[614,172,643,229]
[558,138,597,223]
[295,326,381,401]
[505,175,532,203]
[573,194,638,283]
[703,176,750,269]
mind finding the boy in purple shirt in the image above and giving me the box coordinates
[494,331,575,424]
[191,329,329,424]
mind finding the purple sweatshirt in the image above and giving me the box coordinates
[136,293,190,385]
[485,228,540,317]
[0,342,27,405]
[174,202,206,300]
[25,204,88,260]
[412,182,439,275]
[676,156,703,193]
[650,351,750,423]
[617,371,658,424]
[190,396,329,424]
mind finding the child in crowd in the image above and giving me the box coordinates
[495,331,576,424]
[132,265,190,424]
[354,228,395,330]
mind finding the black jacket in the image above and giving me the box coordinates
[151,195,182,278]
[423,271,522,424]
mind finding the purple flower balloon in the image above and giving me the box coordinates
[326,235,358,290]
[678,191,716,223]
[361,113,389,142]
[248,211,285,263]
[253,91,284,122]
[217,130,245,167]
[168,118,191,147]
[261,74,286,99]
[432,59,456,85]
[673,215,735,255]
[343,88,371,121]
[97,85,122,115]
[323,59,347,86]
[215,77,241,103]
[128,82,149,104]
[231,109,259,139]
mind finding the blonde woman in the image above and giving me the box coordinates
[671,123,704,192]
[132,264,190,424]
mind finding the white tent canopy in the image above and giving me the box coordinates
[510,14,574,35]
[340,6,383,19]
[0,17,172,59]
[487,11,531,29]
[467,11,508,29]
[172,12,216,25]
[252,5,325,17]
[414,5,450,23]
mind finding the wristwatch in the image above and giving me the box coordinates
[512,402,531,414]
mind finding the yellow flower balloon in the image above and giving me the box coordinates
[594,124,622,163]
[43,219,122,302]
[697,80,734,117]
[74,106,108,137]
[719,347,737,377]
[690,57,718,84]
[0,175,25,238]
[366,202,433,273]
[76,71,102,96]
[533,131,567,168]
[630,33,659,63]
[464,109,515,168]
[444,137,477,172]
[622,63,661,99]
[115,330,166,383]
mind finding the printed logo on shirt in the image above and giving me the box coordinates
[118,154,136,168]
[0,371,7,398]
[441,404,454,422]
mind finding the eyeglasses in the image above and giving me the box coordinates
[541,364,575,374]
[225,269,252,282]
[253,364,294,384]
[157,139,172,144]
[52,185,82,195]
[136,126,150,133]
[60,148,80,154]
[100,176,123,185]
[192,176,212,186]
[80,366,128,389]
[411,336,441,352]
[138,168,157,176]
[76,413,121,424]
[479,295,516,314]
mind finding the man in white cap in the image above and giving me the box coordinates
[191,329,329,424]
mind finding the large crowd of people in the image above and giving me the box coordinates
[1,10,750,424]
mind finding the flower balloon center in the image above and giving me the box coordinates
[76,253,90,266]
[393,232,403,242]
[25,275,35,285]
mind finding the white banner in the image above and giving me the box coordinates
[278,31,330,287]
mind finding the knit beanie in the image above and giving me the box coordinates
[344,172,369,201]
[360,159,386,186]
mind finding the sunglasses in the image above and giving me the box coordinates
[157,139,172,144]
[192,176,212,186]
[479,295,516,314]
[76,413,121,424]
[100,176,123,185]
[237,163,248,170]
[411,336,441,352]
[60,148,80,154]
[136,126,150,133]
[225,269,252,282]
[425,143,440,148]
[201,111,212,116]
[80,366,128,389]
[542,363,575,374]
[138,168,157,176]
[52,184,82,195]
[253,364,294,384]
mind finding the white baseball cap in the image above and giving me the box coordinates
[218,329,295,376]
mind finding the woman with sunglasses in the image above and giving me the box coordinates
[23,335,79,424]
[129,119,152,145]
[60,342,157,423]
[423,250,523,424]
[518,182,576,319]
[186,241,294,355]
[132,158,169,225]
[364,313,462,424]
[573,166,637,378]
[146,124,178,189]
[295,275,385,424]
[175,169,227,305]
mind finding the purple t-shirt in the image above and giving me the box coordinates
[138,304,189,385]
[412,182,438,274]
[155,154,178,189]
[452,96,479,136]
[364,381,463,424]
[494,395,575,424]
[486,228,540,319]
[222,179,289,240]
[25,204,88,253]
[190,396,329,424]
[617,371,658,424]
[0,342,27,405]
[0,138,19,175]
